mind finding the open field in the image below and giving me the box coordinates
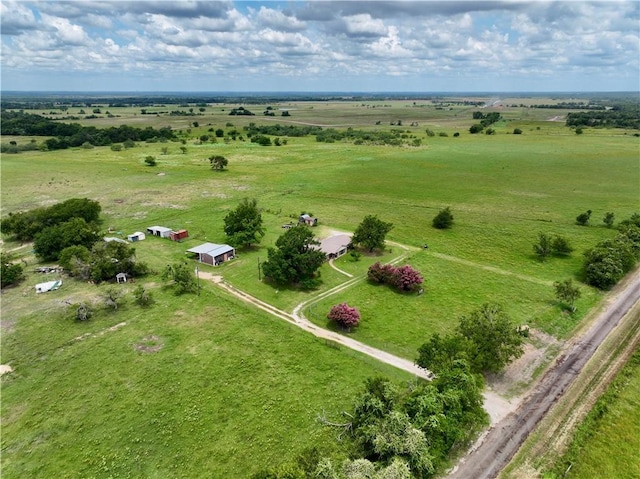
[2,96,639,477]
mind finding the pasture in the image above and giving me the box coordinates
[1,97,639,477]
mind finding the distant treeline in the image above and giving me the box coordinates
[565,109,640,129]
[529,102,606,110]
[244,123,322,137]
[0,111,175,149]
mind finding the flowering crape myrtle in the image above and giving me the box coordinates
[327,303,361,330]
[367,262,424,292]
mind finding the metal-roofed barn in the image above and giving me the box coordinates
[187,243,235,266]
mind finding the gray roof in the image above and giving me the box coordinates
[317,234,351,255]
[187,242,234,256]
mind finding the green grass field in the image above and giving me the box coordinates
[2,98,639,477]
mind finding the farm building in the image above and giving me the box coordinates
[147,226,172,238]
[170,229,189,241]
[299,214,318,226]
[316,234,351,259]
[187,243,235,266]
[127,231,146,242]
[35,279,62,293]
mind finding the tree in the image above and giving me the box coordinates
[457,303,525,374]
[553,279,581,312]
[90,241,146,283]
[533,232,553,261]
[551,235,574,256]
[223,198,265,248]
[33,217,100,261]
[102,287,123,310]
[327,303,361,331]
[469,124,484,134]
[432,207,453,229]
[416,333,473,374]
[162,262,198,294]
[59,245,91,277]
[513,128,523,134]
[215,128,224,138]
[133,284,154,307]
[209,155,228,170]
[261,226,326,287]
[1,252,24,288]
[576,209,592,226]
[144,155,157,166]
[352,215,393,253]
[603,212,615,228]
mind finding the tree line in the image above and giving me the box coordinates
[565,110,640,129]
[0,111,175,149]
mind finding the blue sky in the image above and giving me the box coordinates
[1,1,638,92]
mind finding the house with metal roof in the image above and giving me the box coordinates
[316,234,351,259]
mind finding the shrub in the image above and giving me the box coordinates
[144,156,157,166]
[513,128,523,134]
[432,207,454,229]
[392,264,424,292]
[327,303,360,331]
[367,262,396,284]
[576,209,592,226]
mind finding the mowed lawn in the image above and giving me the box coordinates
[1,104,639,477]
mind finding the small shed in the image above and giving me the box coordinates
[127,231,146,242]
[147,226,172,238]
[317,234,352,260]
[299,214,318,226]
[187,243,236,266]
[35,279,62,293]
[116,273,127,283]
[170,229,189,241]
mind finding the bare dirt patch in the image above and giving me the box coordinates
[487,329,561,397]
[0,364,14,376]
[1,319,16,334]
[134,335,164,353]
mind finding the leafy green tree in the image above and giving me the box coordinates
[223,198,265,248]
[34,217,100,261]
[533,232,553,261]
[553,279,581,312]
[58,245,91,278]
[352,215,393,253]
[603,212,615,228]
[0,252,24,288]
[144,155,157,166]
[133,284,154,307]
[432,207,453,229]
[162,262,198,294]
[457,303,525,374]
[551,235,574,256]
[262,226,326,287]
[416,333,473,374]
[576,209,592,226]
[90,241,145,283]
[469,124,484,134]
[209,155,228,170]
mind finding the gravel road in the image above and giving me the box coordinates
[448,269,640,479]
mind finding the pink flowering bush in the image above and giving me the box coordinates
[327,303,361,331]
[367,262,424,292]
